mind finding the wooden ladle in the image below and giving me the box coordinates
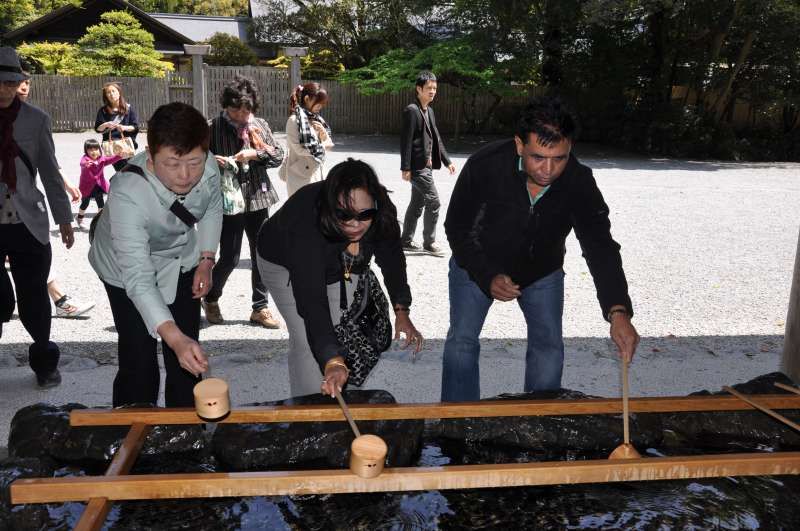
[334,388,388,478]
[609,358,642,459]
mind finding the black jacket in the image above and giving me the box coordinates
[444,139,633,320]
[257,182,412,370]
[94,106,139,148]
[400,102,451,171]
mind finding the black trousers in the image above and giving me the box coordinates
[0,223,59,374]
[105,268,201,407]
[78,185,105,211]
[206,209,269,310]
[401,168,440,246]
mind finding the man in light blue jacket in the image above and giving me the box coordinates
[89,102,222,407]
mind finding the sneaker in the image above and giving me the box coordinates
[402,241,422,252]
[76,216,84,228]
[250,308,280,329]
[54,295,94,318]
[36,369,62,389]
[202,300,224,324]
[423,242,445,256]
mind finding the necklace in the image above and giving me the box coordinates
[342,251,355,281]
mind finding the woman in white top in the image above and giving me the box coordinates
[281,82,333,196]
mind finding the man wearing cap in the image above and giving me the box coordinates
[0,47,74,388]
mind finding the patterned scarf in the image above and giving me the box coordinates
[294,106,330,164]
[0,96,22,192]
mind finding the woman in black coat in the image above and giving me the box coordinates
[94,82,139,171]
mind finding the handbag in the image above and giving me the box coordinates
[219,158,245,215]
[101,137,135,159]
[334,268,393,386]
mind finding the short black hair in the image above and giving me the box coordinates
[147,102,210,156]
[84,138,101,154]
[517,96,578,146]
[415,71,437,88]
[220,75,259,113]
[317,158,400,242]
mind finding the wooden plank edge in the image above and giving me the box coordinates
[69,394,800,426]
[75,423,151,531]
[12,452,800,504]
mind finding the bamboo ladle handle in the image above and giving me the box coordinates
[774,382,800,396]
[622,358,631,444]
[334,387,361,438]
[723,385,800,433]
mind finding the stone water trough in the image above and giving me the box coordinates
[2,372,800,529]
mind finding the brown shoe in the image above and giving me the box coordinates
[250,308,280,329]
[202,300,224,324]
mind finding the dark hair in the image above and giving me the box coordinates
[415,71,437,89]
[289,82,329,115]
[84,138,101,155]
[147,102,210,157]
[517,96,578,146]
[220,75,259,113]
[102,82,128,115]
[317,158,399,242]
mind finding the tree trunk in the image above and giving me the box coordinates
[782,228,800,383]
[711,30,756,122]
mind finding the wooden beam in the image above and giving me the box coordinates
[69,394,800,427]
[74,423,150,531]
[12,452,800,504]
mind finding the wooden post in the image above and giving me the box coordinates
[783,227,800,383]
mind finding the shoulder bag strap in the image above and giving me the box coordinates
[123,164,199,227]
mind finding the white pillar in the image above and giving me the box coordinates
[782,227,800,383]
[183,44,211,116]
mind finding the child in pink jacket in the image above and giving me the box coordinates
[77,139,121,228]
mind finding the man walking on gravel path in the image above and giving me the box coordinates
[442,96,640,402]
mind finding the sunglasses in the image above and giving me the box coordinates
[335,207,378,222]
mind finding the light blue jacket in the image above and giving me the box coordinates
[89,151,222,336]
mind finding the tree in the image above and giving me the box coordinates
[251,0,442,69]
[267,49,345,79]
[204,32,258,66]
[1,0,78,34]
[63,11,173,77]
[132,0,248,16]
[16,41,78,74]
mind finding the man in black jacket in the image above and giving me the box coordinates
[400,71,456,255]
[442,96,639,402]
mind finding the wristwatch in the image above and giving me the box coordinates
[607,308,629,322]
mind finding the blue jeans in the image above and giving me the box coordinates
[441,258,565,402]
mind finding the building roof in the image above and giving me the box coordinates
[149,13,249,43]
[3,0,194,54]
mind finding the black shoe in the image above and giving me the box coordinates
[402,241,422,252]
[36,369,61,389]
[423,242,445,256]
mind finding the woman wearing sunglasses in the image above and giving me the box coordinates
[257,158,422,397]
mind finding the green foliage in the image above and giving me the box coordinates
[204,33,257,66]
[268,49,344,79]
[63,11,173,77]
[16,41,77,74]
[131,0,248,16]
[1,0,78,34]
[0,0,35,35]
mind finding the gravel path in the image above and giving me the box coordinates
[1,132,798,452]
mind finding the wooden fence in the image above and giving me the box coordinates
[27,66,526,134]
[27,72,191,132]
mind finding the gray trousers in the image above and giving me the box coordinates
[401,168,439,246]
[258,257,358,397]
